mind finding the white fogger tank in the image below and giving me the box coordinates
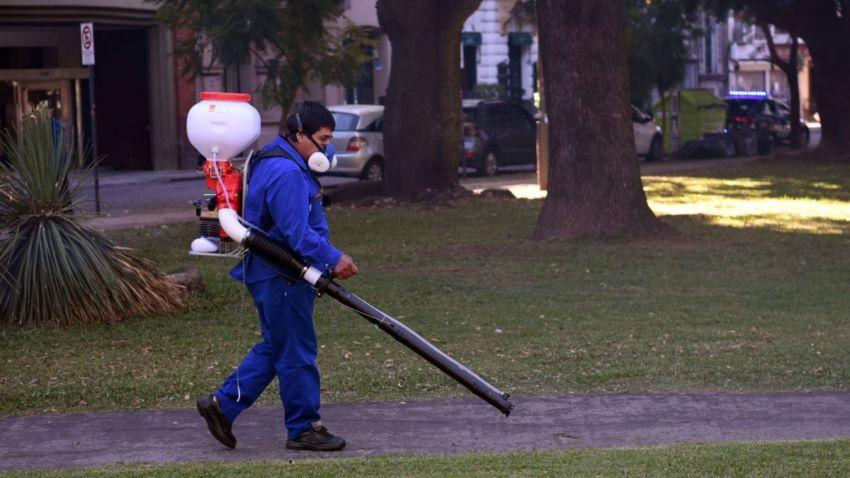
[187,91,261,161]
[186,92,261,255]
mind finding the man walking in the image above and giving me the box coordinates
[198,101,357,452]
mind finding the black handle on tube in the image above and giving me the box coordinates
[241,228,514,416]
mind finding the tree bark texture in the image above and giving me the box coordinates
[806,33,850,155]
[749,0,850,155]
[533,0,666,240]
[377,0,482,200]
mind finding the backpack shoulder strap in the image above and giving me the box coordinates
[247,146,292,184]
[248,145,324,196]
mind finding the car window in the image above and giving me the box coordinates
[485,104,531,130]
[767,101,779,115]
[727,99,760,115]
[484,105,512,128]
[631,106,645,123]
[364,117,382,132]
[331,112,359,131]
[505,105,534,131]
[462,108,478,124]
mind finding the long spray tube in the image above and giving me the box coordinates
[218,209,515,416]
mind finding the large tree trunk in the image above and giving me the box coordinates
[799,5,850,154]
[786,56,803,149]
[808,43,850,154]
[533,0,667,240]
[377,0,481,201]
[749,0,850,156]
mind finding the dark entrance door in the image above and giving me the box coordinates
[508,44,522,102]
[94,27,151,169]
[463,45,477,97]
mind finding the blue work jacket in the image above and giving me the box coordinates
[230,136,341,284]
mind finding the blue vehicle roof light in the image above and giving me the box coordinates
[728,90,768,98]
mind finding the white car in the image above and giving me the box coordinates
[328,105,385,181]
[631,106,664,161]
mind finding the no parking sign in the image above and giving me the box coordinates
[80,22,95,65]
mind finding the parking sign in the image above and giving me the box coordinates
[80,23,95,65]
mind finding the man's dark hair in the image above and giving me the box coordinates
[281,101,335,140]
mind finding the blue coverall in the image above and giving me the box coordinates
[214,135,342,440]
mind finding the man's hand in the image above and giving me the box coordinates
[333,254,358,280]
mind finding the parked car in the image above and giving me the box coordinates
[725,91,809,154]
[327,104,385,181]
[631,106,664,162]
[461,99,537,176]
[461,100,664,176]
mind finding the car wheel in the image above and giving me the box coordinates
[800,128,810,149]
[360,158,384,181]
[478,150,499,177]
[646,136,663,162]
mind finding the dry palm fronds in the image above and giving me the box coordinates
[0,108,184,327]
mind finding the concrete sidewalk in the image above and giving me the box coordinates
[77,156,764,231]
[2,391,850,471]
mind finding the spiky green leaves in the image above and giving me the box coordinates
[0,109,185,327]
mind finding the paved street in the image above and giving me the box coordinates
[2,392,849,471]
[75,154,772,220]
[76,171,357,215]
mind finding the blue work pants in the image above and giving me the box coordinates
[214,276,321,440]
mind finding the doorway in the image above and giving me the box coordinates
[94,27,152,169]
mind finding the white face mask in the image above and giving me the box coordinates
[307,151,337,173]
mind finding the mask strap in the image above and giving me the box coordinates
[308,135,325,153]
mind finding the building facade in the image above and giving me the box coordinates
[0,1,182,169]
[461,0,538,106]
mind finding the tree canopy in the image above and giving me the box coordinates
[625,0,700,107]
[702,0,850,154]
[155,0,373,116]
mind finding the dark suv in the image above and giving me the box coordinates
[725,92,809,154]
[461,100,537,176]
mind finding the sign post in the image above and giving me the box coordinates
[80,22,100,214]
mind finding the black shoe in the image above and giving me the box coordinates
[286,421,346,451]
[197,394,236,449]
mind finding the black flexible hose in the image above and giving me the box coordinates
[242,228,514,416]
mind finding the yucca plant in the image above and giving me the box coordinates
[0,108,185,327]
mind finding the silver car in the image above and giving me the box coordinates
[328,105,385,181]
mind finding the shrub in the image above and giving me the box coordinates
[0,109,184,327]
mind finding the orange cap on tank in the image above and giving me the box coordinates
[200,91,252,102]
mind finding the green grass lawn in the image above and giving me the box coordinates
[4,440,850,477]
[1,158,849,416]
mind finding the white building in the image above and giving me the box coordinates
[683,11,814,119]
[0,1,180,169]
[241,0,540,146]
[461,0,538,105]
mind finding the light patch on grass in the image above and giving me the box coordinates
[471,162,850,234]
[1,159,849,416]
[645,175,850,234]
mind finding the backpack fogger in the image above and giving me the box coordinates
[186,91,514,416]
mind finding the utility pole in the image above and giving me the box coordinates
[535,57,548,191]
[80,22,100,214]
